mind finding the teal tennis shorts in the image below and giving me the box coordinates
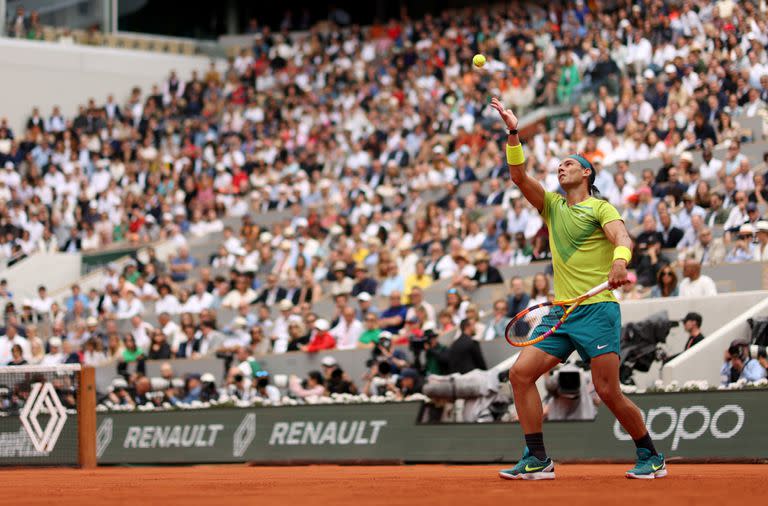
[532,302,621,362]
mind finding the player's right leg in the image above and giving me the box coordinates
[499,346,562,480]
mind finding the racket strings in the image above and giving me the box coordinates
[507,305,562,345]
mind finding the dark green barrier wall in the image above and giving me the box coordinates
[1,390,764,466]
[94,390,768,464]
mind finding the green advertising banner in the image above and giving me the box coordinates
[91,390,768,465]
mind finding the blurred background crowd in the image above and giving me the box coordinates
[1,0,768,406]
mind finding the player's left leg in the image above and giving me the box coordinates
[590,353,667,479]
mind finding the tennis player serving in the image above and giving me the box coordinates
[491,98,666,480]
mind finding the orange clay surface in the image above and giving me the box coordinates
[1,464,766,506]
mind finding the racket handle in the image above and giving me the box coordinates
[584,281,611,298]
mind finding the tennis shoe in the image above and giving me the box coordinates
[498,447,555,480]
[625,448,667,479]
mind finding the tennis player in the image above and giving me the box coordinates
[490,98,666,480]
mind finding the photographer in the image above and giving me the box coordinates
[322,356,358,394]
[226,371,255,401]
[720,339,767,386]
[370,332,409,374]
[544,364,600,421]
[106,377,135,407]
[393,368,423,400]
[423,329,448,376]
[363,360,397,396]
[254,373,281,402]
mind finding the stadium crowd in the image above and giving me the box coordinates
[1,1,768,400]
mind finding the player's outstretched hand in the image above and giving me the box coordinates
[608,260,631,289]
[490,97,519,131]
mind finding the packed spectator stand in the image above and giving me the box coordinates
[1,1,768,410]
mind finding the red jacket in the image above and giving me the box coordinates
[305,331,336,352]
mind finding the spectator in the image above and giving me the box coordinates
[405,287,436,328]
[481,299,511,341]
[7,344,27,366]
[447,319,487,374]
[754,221,768,261]
[0,324,29,364]
[351,264,377,297]
[169,246,198,283]
[650,265,679,298]
[634,236,668,287]
[147,330,172,360]
[466,250,504,290]
[658,212,684,248]
[379,291,408,335]
[221,273,256,308]
[506,276,531,318]
[359,311,382,348]
[254,274,287,306]
[726,225,757,263]
[528,273,550,306]
[289,371,325,398]
[683,227,726,266]
[330,306,363,351]
[30,285,53,315]
[329,261,354,296]
[678,258,718,297]
[403,260,432,299]
[302,319,335,352]
[720,340,767,386]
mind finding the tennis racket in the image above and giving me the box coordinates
[504,281,611,347]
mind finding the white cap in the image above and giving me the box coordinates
[111,377,128,389]
[357,292,372,302]
[756,221,768,232]
[321,356,338,367]
[200,373,216,383]
[314,319,330,331]
[49,336,62,347]
[233,316,248,327]
[278,299,293,311]
[259,231,273,243]
[664,64,677,74]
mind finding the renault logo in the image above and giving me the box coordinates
[19,382,68,453]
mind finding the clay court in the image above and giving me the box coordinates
[3,464,766,506]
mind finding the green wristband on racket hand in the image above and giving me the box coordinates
[613,245,632,264]
[506,144,525,165]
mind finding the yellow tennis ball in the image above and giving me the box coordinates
[473,54,486,68]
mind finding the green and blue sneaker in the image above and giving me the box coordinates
[498,447,555,480]
[626,448,667,479]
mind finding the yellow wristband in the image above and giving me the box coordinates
[613,246,632,264]
[506,144,525,166]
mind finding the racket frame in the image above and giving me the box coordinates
[504,281,611,347]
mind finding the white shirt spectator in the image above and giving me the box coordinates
[331,317,364,350]
[678,275,718,297]
[699,158,723,181]
[186,292,214,313]
[156,295,181,315]
[117,297,144,320]
[0,333,30,364]
[221,288,257,308]
[30,294,53,314]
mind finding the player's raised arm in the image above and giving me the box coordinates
[603,219,633,289]
[490,97,544,213]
